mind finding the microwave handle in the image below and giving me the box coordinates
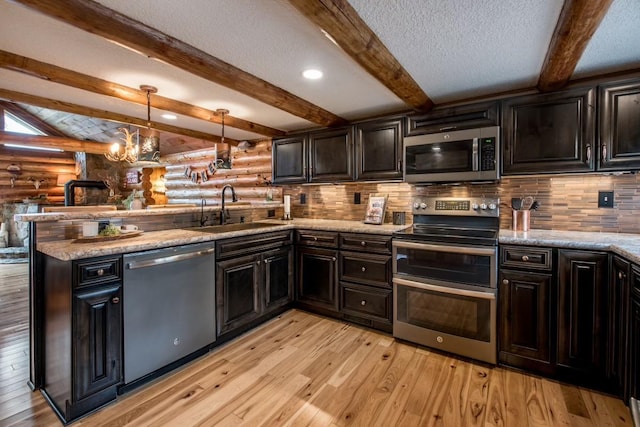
[472,138,479,171]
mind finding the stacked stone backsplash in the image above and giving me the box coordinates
[283,173,640,233]
[1,203,38,247]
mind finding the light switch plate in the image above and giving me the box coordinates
[598,191,614,208]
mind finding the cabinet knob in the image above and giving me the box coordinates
[111,297,120,304]
[360,241,366,247]
[96,268,104,276]
[602,144,607,160]
[502,279,509,285]
[361,266,366,272]
[361,300,367,306]
[256,260,261,265]
[332,257,337,262]
[313,236,318,241]
[521,255,529,262]
[586,144,591,161]
[265,259,271,264]
[619,271,626,279]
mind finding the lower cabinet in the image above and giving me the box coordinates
[609,256,631,398]
[499,269,552,373]
[42,254,123,423]
[628,265,640,402]
[297,246,339,313]
[216,231,293,338]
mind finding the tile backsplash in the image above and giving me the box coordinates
[284,173,640,233]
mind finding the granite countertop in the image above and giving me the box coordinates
[37,219,408,261]
[14,202,284,222]
[499,229,640,264]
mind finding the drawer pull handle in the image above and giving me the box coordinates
[332,257,337,262]
[361,241,366,247]
[521,255,529,262]
[111,297,120,304]
[619,272,626,279]
[361,266,366,272]
[96,268,105,276]
[502,279,509,285]
[313,237,318,241]
[361,300,367,306]
[256,260,261,265]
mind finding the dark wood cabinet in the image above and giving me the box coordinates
[308,127,354,182]
[41,254,123,423]
[599,79,640,171]
[216,253,261,336]
[499,269,552,372]
[628,265,640,403]
[557,250,608,378]
[355,117,403,181]
[609,256,631,397]
[502,87,596,175]
[406,100,499,136]
[216,231,293,338]
[73,283,122,402]
[271,134,307,184]
[297,246,339,313]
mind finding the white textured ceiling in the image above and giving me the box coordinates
[0,0,639,148]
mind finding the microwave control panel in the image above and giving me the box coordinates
[412,197,500,217]
[480,137,496,171]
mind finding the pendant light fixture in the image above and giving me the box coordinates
[105,127,139,163]
[138,85,161,163]
[216,108,229,144]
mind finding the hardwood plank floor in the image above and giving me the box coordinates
[0,263,633,426]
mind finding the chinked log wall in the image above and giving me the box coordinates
[0,146,76,205]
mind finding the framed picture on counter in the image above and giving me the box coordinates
[364,193,388,225]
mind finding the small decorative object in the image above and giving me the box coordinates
[126,170,141,185]
[200,170,208,182]
[283,195,292,220]
[7,164,21,188]
[184,166,192,178]
[364,193,388,225]
[263,176,273,201]
[207,161,216,175]
[190,172,198,183]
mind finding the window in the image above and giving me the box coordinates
[3,111,45,135]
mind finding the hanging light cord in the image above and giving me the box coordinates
[146,89,152,128]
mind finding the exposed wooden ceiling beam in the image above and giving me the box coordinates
[0,50,282,139]
[286,0,433,112]
[537,0,614,92]
[0,131,111,154]
[11,0,347,128]
[0,101,69,137]
[0,88,239,145]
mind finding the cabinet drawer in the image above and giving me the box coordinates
[217,231,292,259]
[339,251,391,288]
[339,233,391,254]
[340,283,391,323]
[500,246,553,271]
[74,256,122,287]
[296,230,339,248]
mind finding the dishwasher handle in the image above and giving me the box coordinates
[126,248,215,270]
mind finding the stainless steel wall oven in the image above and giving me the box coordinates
[393,197,499,364]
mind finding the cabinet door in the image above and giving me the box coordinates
[272,134,307,184]
[297,246,339,312]
[628,267,640,402]
[499,269,551,367]
[216,254,261,335]
[406,100,499,136]
[599,79,640,171]
[609,256,630,396]
[558,250,608,374]
[309,127,354,182]
[355,118,403,180]
[73,283,122,401]
[264,246,293,312]
[502,87,595,174]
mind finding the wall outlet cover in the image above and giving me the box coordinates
[267,209,275,217]
[300,193,306,205]
[598,191,614,208]
[354,192,361,204]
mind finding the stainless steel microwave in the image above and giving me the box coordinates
[404,126,500,183]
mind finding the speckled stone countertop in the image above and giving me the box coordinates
[499,229,640,264]
[14,202,283,222]
[37,219,408,261]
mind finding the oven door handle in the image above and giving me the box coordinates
[392,240,496,256]
[393,277,496,300]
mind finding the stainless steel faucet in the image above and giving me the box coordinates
[220,184,237,225]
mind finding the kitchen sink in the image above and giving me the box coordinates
[189,222,280,233]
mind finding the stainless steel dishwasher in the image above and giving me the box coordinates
[122,241,216,386]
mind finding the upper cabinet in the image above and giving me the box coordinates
[599,78,640,171]
[355,117,403,181]
[406,101,499,136]
[272,117,404,184]
[502,87,596,175]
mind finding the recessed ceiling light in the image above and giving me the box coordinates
[302,69,323,80]
[161,113,177,120]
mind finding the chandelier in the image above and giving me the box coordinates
[104,84,160,163]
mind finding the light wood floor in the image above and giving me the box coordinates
[0,264,633,426]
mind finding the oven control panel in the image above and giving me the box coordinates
[412,197,499,217]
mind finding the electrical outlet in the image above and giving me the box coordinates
[354,192,361,204]
[300,193,306,205]
[267,209,275,217]
[598,191,614,208]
